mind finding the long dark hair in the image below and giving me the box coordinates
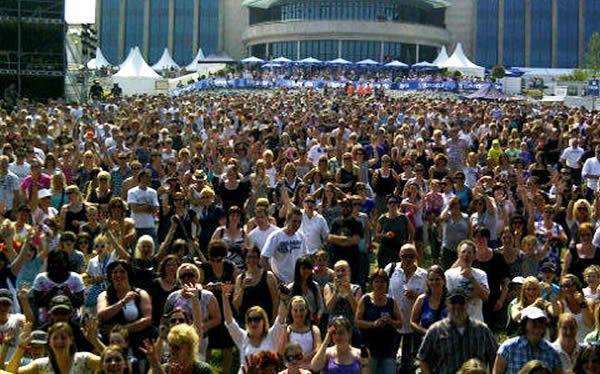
[426,265,447,304]
[48,322,76,374]
[291,256,319,301]
[106,260,135,303]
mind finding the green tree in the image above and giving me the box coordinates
[490,65,506,81]
[585,32,600,78]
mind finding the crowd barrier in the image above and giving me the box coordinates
[171,78,502,95]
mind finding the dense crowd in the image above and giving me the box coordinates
[0,86,597,374]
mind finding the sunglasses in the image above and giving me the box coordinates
[180,272,196,279]
[170,317,186,324]
[247,315,263,324]
[401,253,416,259]
[286,353,303,362]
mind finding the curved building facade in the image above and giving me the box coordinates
[243,0,450,63]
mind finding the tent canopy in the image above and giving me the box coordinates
[412,61,438,68]
[327,57,352,65]
[297,57,322,64]
[186,48,206,71]
[384,60,409,68]
[87,47,111,69]
[113,47,160,78]
[197,52,236,64]
[432,45,448,67]
[438,43,485,77]
[356,58,380,65]
[465,84,506,100]
[151,48,179,71]
[241,56,265,64]
[272,57,293,63]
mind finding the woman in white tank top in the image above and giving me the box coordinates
[279,296,322,369]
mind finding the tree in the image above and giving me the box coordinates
[490,65,506,81]
[585,32,600,78]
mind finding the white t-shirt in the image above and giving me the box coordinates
[32,272,85,324]
[300,211,329,255]
[308,144,328,166]
[226,317,286,374]
[444,267,489,322]
[248,224,278,251]
[582,156,600,191]
[8,162,30,183]
[0,171,19,209]
[261,228,308,283]
[0,313,25,359]
[127,186,159,228]
[560,146,585,169]
[384,263,427,333]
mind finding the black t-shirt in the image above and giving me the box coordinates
[329,216,363,255]
[473,250,509,320]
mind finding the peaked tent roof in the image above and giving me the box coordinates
[432,46,449,67]
[356,58,380,65]
[327,57,352,65]
[272,57,293,63]
[186,48,206,71]
[87,47,111,69]
[439,43,482,69]
[197,52,236,63]
[384,60,409,68]
[297,57,322,64]
[151,48,180,71]
[119,47,137,69]
[114,47,161,78]
[412,61,438,68]
[241,56,265,64]
[465,84,505,100]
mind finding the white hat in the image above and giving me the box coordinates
[510,276,525,285]
[37,189,52,199]
[520,306,547,321]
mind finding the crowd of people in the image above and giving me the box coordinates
[0,85,597,374]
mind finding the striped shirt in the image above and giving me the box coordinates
[497,336,562,374]
[417,317,498,374]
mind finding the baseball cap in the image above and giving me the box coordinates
[37,189,52,199]
[520,306,547,321]
[0,289,12,304]
[30,330,48,345]
[540,262,557,273]
[510,276,525,285]
[447,288,468,304]
[49,295,73,313]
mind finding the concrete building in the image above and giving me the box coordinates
[96,0,600,68]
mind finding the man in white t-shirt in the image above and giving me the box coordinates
[127,169,159,244]
[261,207,308,284]
[582,145,600,201]
[299,196,329,255]
[0,155,20,216]
[444,240,489,322]
[560,137,585,184]
[247,208,278,251]
[0,288,25,359]
[307,134,329,166]
[8,149,30,183]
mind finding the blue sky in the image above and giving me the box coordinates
[65,0,95,24]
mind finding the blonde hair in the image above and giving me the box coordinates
[518,276,541,307]
[457,358,489,374]
[97,171,111,181]
[200,187,215,198]
[134,235,155,259]
[167,324,200,363]
[176,263,202,283]
[245,306,270,338]
[50,172,66,193]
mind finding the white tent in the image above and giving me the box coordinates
[86,47,111,70]
[327,57,352,65]
[438,43,485,78]
[356,58,380,65]
[272,57,293,63]
[432,45,449,67]
[151,48,179,71]
[384,60,409,68]
[185,48,206,71]
[113,46,162,95]
[297,57,322,64]
[241,56,265,64]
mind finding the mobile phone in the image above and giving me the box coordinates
[278,283,291,295]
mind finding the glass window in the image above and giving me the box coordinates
[503,0,525,67]
[530,0,552,67]
[341,40,380,62]
[384,42,402,61]
[199,0,220,56]
[557,0,579,67]
[100,0,120,63]
[124,0,144,58]
[173,0,194,65]
[585,0,600,48]
[476,0,498,67]
[272,41,296,59]
[148,0,169,64]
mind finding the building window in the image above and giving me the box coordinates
[124,0,145,58]
[148,0,169,64]
[557,0,579,67]
[300,40,337,61]
[475,0,498,67]
[530,0,552,67]
[271,41,296,59]
[341,40,380,62]
[199,0,219,56]
[585,0,600,48]
[100,0,120,63]
[173,0,194,65]
[503,0,524,67]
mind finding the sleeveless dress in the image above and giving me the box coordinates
[64,204,87,233]
[289,329,314,355]
[200,261,236,349]
[566,245,600,281]
[361,294,400,360]
[33,352,91,374]
[239,270,274,325]
[219,228,246,272]
[418,295,448,329]
[325,354,361,374]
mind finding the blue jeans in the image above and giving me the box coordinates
[370,357,397,374]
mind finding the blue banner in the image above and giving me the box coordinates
[171,78,502,96]
[589,80,599,96]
